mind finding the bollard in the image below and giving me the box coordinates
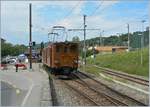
[15,64,18,72]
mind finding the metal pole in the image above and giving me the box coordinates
[140,20,146,65]
[29,3,32,69]
[83,15,87,65]
[99,31,101,46]
[127,24,130,51]
[140,32,143,65]
[93,40,95,64]
[101,30,104,46]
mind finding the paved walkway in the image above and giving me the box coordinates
[0,63,52,106]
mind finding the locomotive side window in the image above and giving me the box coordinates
[56,45,60,53]
[64,46,68,53]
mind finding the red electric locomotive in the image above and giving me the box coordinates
[42,26,79,75]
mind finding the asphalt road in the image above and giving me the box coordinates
[1,63,51,106]
[1,81,27,106]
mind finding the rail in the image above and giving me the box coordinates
[73,78,128,106]
[77,71,147,106]
[62,81,100,106]
[89,64,149,86]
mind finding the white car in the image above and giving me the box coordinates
[8,58,17,65]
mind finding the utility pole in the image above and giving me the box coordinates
[29,3,32,69]
[127,24,130,51]
[83,15,87,65]
[68,28,100,66]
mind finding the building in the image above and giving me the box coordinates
[92,46,128,53]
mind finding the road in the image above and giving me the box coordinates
[1,63,51,106]
[1,81,27,106]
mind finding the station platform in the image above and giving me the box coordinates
[0,63,52,106]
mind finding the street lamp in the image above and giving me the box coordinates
[127,23,130,52]
[138,33,142,65]
[99,30,104,46]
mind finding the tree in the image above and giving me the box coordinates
[1,42,13,57]
[1,42,27,57]
[72,36,80,42]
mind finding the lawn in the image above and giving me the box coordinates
[86,47,149,77]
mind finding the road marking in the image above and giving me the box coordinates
[21,78,34,107]
[1,80,20,95]
[1,73,32,90]
[16,89,20,94]
[99,73,149,95]
[1,73,35,106]
[1,80,14,88]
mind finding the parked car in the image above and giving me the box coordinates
[7,58,17,65]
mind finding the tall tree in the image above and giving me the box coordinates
[72,36,80,42]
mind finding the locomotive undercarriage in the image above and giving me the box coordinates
[46,65,77,75]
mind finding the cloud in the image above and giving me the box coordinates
[1,1,85,44]
[0,0,125,43]
[54,1,120,29]
[71,0,85,16]
[1,0,148,44]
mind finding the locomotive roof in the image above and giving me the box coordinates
[51,41,78,45]
[44,42,78,49]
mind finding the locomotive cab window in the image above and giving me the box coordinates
[70,45,77,52]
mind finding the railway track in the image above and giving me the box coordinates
[74,71,147,106]
[91,65,149,86]
[46,67,147,106]
[62,81,100,106]
[62,78,126,106]
[48,71,128,106]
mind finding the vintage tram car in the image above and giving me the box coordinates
[42,42,79,74]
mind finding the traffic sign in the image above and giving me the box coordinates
[29,42,33,46]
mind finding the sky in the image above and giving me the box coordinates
[1,0,149,45]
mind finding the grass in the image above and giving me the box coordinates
[79,65,103,75]
[79,65,129,83]
[86,47,149,77]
